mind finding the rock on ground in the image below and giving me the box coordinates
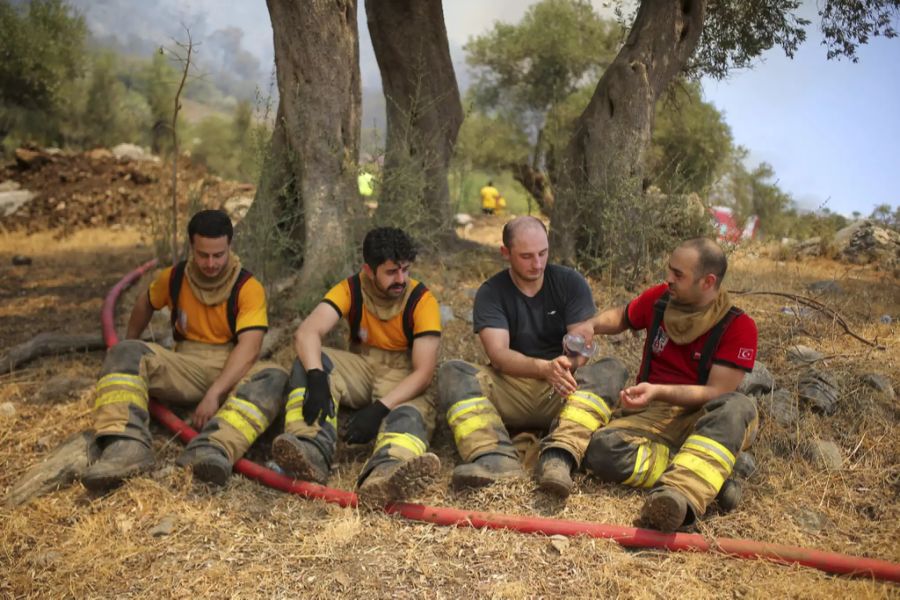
[738,361,775,395]
[798,370,840,415]
[803,439,843,471]
[787,345,824,364]
[761,389,800,427]
[861,373,895,400]
[834,220,900,269]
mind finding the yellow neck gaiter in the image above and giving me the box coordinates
[359,270,412,320]
[184,251,242,306]
[663,289,732,345]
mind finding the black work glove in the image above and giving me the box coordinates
[344,400,390,444]
[302,368,335,426]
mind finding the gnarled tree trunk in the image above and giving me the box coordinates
[246,0,361,291]
[366,0,463,248]
[552,0,705,272]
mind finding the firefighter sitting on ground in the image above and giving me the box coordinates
[84,209,288,491]
[273,227,443,506]
[480,181,501,215]
[438,216,627,493]
[581,237,758,532]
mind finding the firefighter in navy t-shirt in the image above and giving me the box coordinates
[583,237,759,532]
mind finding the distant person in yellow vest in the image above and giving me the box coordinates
[83,210,288,491]
[480,181,501,215]
[496,194,507,216]
[358,170,376,197]
[273,227,443,506]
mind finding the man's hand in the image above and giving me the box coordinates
[193,390,223,430]
[303,368,335,425]
[545,356,578,397]
[344,400,390,444]
[620,382,658,409]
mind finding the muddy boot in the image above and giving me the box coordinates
[639,487,690,533]
[176,445,232,486]
[82,437,154,492]
[451,453,524,490]
[715,478,742,512]
[272,433,329,484]
[535,448,576,498]
[357,453,441,508]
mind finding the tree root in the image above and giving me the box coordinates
[0,332,106,373]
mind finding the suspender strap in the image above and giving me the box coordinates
[638,291,670,383]
[168,260,188,341]
[697,306,743,385]
[402,282,428,350]
[347,274,364,345]
[227,268,253,342]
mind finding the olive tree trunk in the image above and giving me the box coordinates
[366,0,463,248]
[552,0,705,272]
[243,0,361,291]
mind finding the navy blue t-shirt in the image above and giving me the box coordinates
[473,265,596,360]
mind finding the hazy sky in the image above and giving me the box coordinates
[79,0,899,217]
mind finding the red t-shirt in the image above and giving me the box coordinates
[625,284,757,385]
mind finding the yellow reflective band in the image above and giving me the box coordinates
[218,409,257,443]
[284,407,304,425]
[646,444,670,488]
[96,373,147,394]
[94,389,148,410]
[225,397,269,431]
[447,403,493,426]
[673,452,726,491]
[286,387,306,409]
[623,443,649,487]
[682,435,735,472]
[558,406,602,432]
[373,432,427,456]
[446,396,489,423]
[452,414,496,447]
[568,391,612,422]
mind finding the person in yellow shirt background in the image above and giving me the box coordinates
[273,227,443,506]
[480,181,501,215]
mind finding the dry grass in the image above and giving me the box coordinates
[1,230,899,598]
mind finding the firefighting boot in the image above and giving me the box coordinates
[535,448,576,498]
[357,453,441,508]
[451,453,524,490]
[715,478,742,512]
[82,437,155,492]
[639,487,690,533]
[176,445,232,486]
[272,433,330,484]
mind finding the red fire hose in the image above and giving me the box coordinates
[102,260,900,584]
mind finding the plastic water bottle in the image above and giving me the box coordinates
[563,333,599,358]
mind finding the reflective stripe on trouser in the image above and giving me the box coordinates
[541,358,628,465]
[358,404,431,485]
[93,340,156,446]
[584,392,758,515]
[285,347,437,470]
[187,365,289,463]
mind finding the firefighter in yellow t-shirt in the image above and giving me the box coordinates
[83,210,288,491]
[273,227,443,506]
[480,181,501,215]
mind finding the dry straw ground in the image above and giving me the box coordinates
[1,219,898,599]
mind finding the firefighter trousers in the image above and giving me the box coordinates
[283,346,436,483]
[583,392,759,515]
[438,358,628,465]
[93,339,288,463]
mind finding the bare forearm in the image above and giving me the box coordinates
[294,326,324,371]
[380,368,434,409]
[125,294,155,339]
[207,339,259,400]
[489,348,549,380]
[592,306,628,336]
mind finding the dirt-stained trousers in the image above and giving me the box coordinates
[93,339,288,463]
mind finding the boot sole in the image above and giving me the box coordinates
[191,459,232,486]
[640,492,687,533]
[272,436,328,484]
[537,472,574,498]
[358,453,440,508]
[451,465,524,491]
[82,457,155,493]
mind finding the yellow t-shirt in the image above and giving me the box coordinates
[323,276,441,352]
[148,266,268,345]
[480,185,500,210]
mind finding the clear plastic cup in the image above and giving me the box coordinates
[563,333,599,358]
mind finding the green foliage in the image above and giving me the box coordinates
[448,169,532,216]
[187,101,266,182]
[870,203,900,231]
[453,109,530,171]
[648,81,733,194]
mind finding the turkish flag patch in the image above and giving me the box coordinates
[738,348,755,360]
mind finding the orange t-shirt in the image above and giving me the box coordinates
[323,276,441,352]
[148,266,268,345]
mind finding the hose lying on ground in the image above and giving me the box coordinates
[102,259,900,584]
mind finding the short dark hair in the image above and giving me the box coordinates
[362,227,417,272]
[679,237,727,286]
[188,210,233,243]
[502,216,547,249]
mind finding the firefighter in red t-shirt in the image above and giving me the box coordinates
[582,238,759,532]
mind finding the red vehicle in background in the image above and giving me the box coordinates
[711,206,759,243]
